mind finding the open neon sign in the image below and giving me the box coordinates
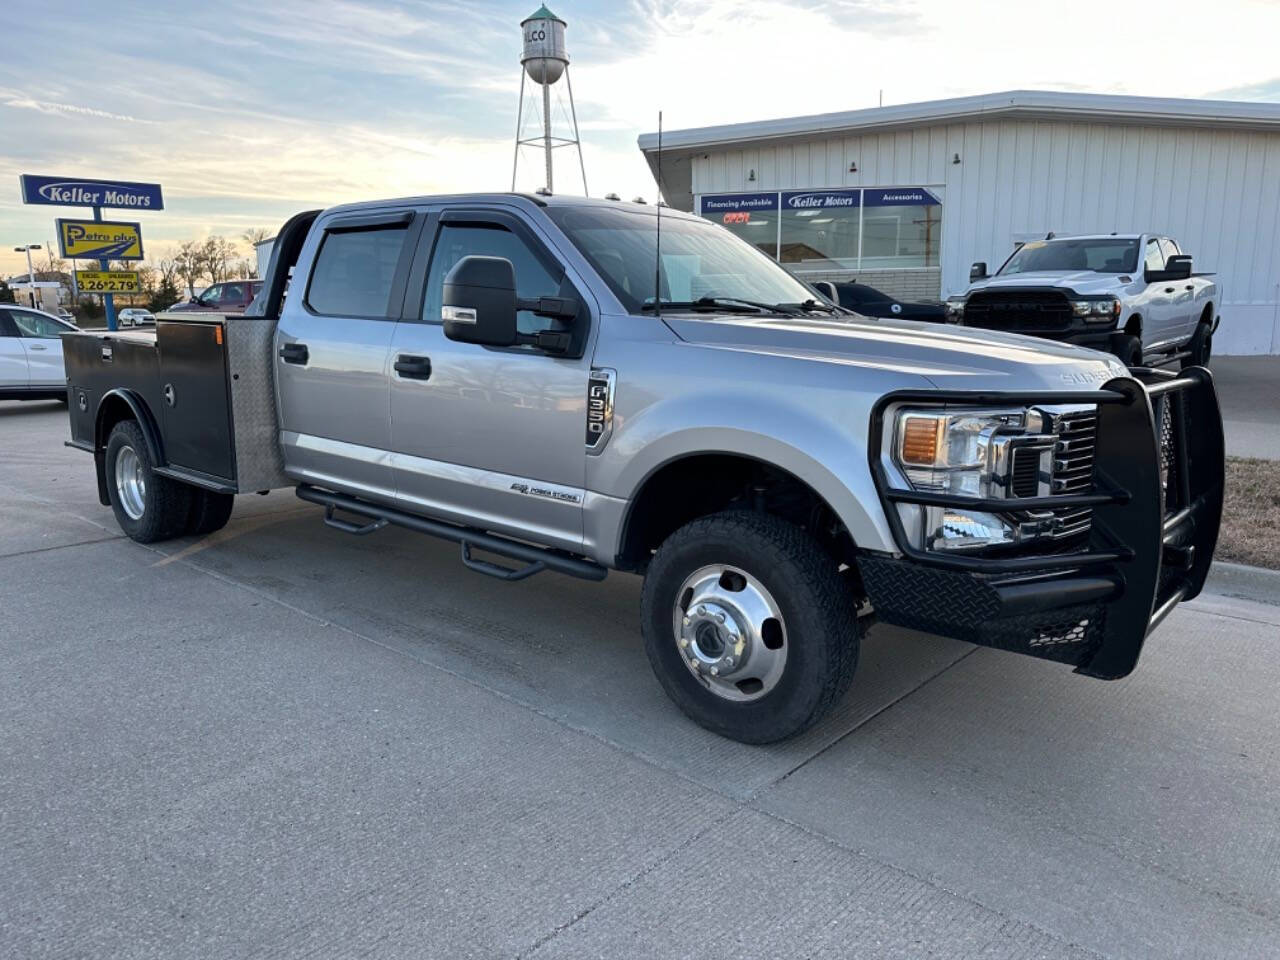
[722,212,751,224]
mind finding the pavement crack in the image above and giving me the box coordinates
[0,534,124,561]
[759,645,979,795]
[513,807,743,959]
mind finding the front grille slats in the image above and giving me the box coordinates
[963,291,1074,333]
[1005,409,1097,541]
[1046,411,1097,535]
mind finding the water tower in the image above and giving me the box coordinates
[511,5,587,195]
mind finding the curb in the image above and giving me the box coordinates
[1202,560,1280,607]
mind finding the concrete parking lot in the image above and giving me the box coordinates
[3,397,1278,959]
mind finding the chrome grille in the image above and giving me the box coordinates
[1047,410,1097,538]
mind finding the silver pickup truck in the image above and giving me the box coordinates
[62,194,1225,743]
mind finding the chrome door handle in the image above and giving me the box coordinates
[28,343,48,351]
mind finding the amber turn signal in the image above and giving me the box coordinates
[900,416,941,465]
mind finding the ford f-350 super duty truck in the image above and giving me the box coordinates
[61,195,1224,743]
[948,233,1219,368]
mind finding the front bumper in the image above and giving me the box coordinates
[859,367,1224,679]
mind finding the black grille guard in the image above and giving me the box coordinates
[861,366,1224,680]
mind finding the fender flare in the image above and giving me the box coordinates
[92,388,165,505]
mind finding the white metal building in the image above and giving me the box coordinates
[639,90,1280,355]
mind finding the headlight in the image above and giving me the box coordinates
[1070,299,1121,324]
[896,409,1027,498]
[944,297,965,319]
[890,407,1055,553]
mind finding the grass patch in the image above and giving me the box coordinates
[1217,457,1280,570]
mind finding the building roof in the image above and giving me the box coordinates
[638,89,1280,155]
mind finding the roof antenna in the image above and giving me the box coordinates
[654,109,663,318]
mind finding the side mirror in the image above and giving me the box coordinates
[1165,254,1193,281]
[189,295,199,304]
[811,280,838,303]
[969,261,988,281]
[442,255,518,347]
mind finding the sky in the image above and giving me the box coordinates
[2,0,1279,276]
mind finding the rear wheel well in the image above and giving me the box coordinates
[617,454,858,574]
[95,394,138,451]
[1199,302,1214,325]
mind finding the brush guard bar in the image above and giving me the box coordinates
[860,367,1224,679]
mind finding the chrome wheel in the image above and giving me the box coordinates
[671,564,787,702]
[114,445,147,520]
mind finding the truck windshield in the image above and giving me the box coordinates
[998,237,1140,275]
[546,205,818,315]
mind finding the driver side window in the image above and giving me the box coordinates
[422,223,563,336]
[200,284,225,305]
[1143,240,1165,273]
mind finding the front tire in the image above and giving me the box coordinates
[640,511,860,744]
[1182,322,1212,368]
[1116,335,1143,368]
[105,420,192,543]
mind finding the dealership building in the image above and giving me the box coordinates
[639,90,1280,355]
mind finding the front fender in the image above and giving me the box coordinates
[590,389,898,559]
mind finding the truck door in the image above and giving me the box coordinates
[1137,237,1177,350]
[274,209,421,503]
[0,312,30,388]
[1159,237,1196,340]
[386,209,592,553]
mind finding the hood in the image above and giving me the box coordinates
[969,270,1127,295]
[661,313,1130,391]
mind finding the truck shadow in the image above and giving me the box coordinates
[150,498,974,799]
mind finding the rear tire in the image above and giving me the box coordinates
[185,489,235,536]
[105,420,192,543]
[1182,323,1212,368]
[640,511,860,744]
[1115,335,1143,368]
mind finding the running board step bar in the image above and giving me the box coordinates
[296,484,608,583]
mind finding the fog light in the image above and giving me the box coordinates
[927,507,1017,552]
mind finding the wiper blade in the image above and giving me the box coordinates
[641,296,783,314]
[776,298,840,315]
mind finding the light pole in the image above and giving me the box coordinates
[13,244,41,307]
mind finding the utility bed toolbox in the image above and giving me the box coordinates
[64,313,290,494]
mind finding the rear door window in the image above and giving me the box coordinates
[306,223,409,318]
[11,310,69,338]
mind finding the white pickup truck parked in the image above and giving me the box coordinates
[948,234,1219,368]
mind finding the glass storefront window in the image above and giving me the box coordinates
[699,193,778,259]
[860,188,941,268]
[699,186,942,271]
[779,190,860,270]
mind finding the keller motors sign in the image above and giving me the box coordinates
[18,174,164,210]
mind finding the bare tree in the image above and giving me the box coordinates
[35,250,67,279]
[241,227,273,248]
[175,241,205,297]
[156,250,181,291]
[201,236,238,284]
